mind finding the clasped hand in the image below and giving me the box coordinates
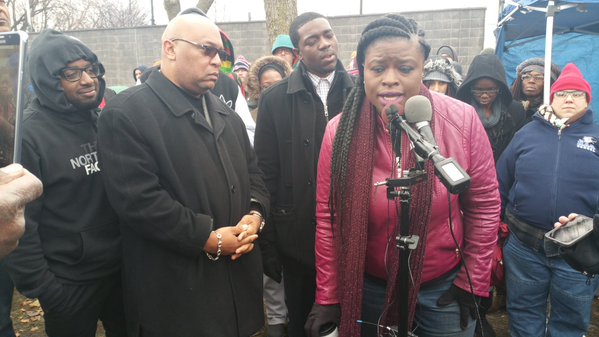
[203,213,261,260]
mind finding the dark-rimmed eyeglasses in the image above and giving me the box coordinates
[554,90,586,99]
[170,38,227,60]
[521,74,544,82]
[58,63,104,82]
[471,88,499,96]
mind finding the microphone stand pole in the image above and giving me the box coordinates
[378,117,425,337]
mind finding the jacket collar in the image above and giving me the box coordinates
[287,61,354,95]
[146,70,230,119]
[533,108,594,127]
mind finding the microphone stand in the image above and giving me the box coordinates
[376,116,425,337]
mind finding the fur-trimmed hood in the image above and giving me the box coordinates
[246,56,292,101]
[423,57,462,89]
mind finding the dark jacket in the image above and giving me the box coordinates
[457,53,526,161]
[254,61,354,268]
[4,29,120,309]
[497,110,599,231]
[97,70,269,337]
[214,71,240,110]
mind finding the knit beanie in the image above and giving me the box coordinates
[233,55,250,72]
[516,57,561,82]
[550,63,592,104]
[271,35,294,54]
[219,30,235,74]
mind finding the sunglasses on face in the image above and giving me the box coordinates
[170,38,227,60]
[58,63,104,82]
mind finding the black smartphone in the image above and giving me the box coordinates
[545,215,594,247]
[0,31,27,165]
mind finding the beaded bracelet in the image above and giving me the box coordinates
[206,231,222,261]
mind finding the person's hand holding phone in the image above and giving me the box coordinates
[554,213,579,229]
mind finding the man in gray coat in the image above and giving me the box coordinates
[97,11,269,337]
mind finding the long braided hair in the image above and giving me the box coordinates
[329,14,430,226]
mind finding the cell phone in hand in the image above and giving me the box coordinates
[0,31,28,165]
[545,214,594,247]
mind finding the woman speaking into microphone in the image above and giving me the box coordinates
[304,14,500,337]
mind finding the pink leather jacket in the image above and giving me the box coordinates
[315,92,500,304]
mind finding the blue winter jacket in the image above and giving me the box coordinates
[497,110,599,230]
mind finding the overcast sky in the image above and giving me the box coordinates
[142,0,496,25]
[139,0,500,47]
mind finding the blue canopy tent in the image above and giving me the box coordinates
[496,0,599,123]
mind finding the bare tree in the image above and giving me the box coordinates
[163,0,180,21]
[196,0,214,14]
[264,0,297,46]
[88,0,148,29]
[7,0,147,32]
[164,0,214,22]
[7,0,57,32]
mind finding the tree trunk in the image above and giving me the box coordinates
[196,0,214,14]
[263,0,297,46]
[164,0,180,21]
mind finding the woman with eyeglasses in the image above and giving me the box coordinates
[497,64,599,337]
[457,53,526,162]
[456,51,525,337]
[511,57,561,122]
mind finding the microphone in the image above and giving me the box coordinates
[385,100,405,177]
[386,103,436,160]
[405,95,436,147]
[385,99,471,194]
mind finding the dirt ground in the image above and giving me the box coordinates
[10,292,105,337]
[9,290,599,336]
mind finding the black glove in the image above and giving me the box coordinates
[436,284,481,330]
[304,303,341,337]
[260,240,282,282]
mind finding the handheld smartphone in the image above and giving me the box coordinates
[0,31,28,165]
[545,215,594,247]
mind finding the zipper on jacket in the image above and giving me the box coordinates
[551,128,563,222]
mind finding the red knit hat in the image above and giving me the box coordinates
[550,63,592,104]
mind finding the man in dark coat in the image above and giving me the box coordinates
[3,30,126,337]
[97,11,269,337]
[254,12,354,337]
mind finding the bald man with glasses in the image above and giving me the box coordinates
[97,11,269,337]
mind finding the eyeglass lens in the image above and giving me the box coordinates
[522,74,544,81]
[555,91,585,98]
[60,64,102,82]
[471,89,499,96]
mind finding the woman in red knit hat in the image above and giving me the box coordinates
[497,63,599,337]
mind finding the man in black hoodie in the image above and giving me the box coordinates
[3,30,126,337]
